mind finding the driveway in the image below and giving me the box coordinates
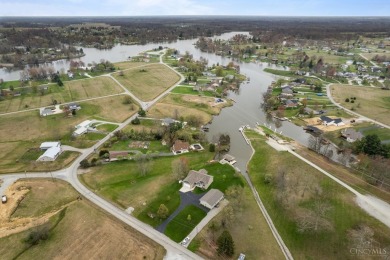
[156,191,209,233]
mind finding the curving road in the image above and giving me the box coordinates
[326,84,390,130]
[0,53,198,260]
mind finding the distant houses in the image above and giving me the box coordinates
[37,141,61,162]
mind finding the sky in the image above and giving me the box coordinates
[0,0,389,16]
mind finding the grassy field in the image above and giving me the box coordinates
[64,76,123,100]
[171,86,215,97]
[263,68,295,77]
[148,94,231,125]
[113,63,181,101]
[0,77,124,114]
[165,205,207,242]
[113,61,147,70]
[190,186,285,260]
[330,84,390,125]
[0,144,80,174]
[11,179,78,218]
[0,179,165,260]
[246,130,390,259]
[79,152,215,210]
[0,95,136,173]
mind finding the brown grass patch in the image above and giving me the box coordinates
[64,76,124,100]
[330,84,390,125]
[194,188,284,260]
[81,95,139,123]
[113,63,181,101]
[114,61,148,70]
[148,103,212,125]
[0,179,165,260]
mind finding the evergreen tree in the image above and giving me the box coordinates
[217,230,235,257]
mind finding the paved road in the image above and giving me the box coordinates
[326,84,390,130]
[0,53,201,260]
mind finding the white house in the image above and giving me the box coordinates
[40,142,61,150]
[199,189,224,209]
[73,120,92,136]
[37,142,62,162]
[320,116,345,127]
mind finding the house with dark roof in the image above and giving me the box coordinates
[341,128,364,142]
[172,140,190,155]
[320,116,345,126]
[199,189,224,210]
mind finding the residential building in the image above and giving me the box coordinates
[341,128,364,142]
[182,169,213,191]
[74,120,92,136]
[320,116,345,126]
[40,142,61,150]
[220,154,236,165]
[37,141,62,162]
[199,189,224,209]
[172,140,190,155]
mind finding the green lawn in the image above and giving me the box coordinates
[96,124,118,132]
[246,130,390,259]
[171,86,215,97]
[165,205,207,242]
[263,68,295,77]
[79,152,215,209]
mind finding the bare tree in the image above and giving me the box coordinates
[297,199,332,233]
[171,157,189,180]
[136,154,152,176]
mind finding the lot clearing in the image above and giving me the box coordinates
[303,116,353,132]
[64,76,124,100]
[147,94,232,125]
[0,77,124,114]
[114,61,148,70]
[112,63,181,101]
[330,84,390,126]
[0,179,165,260]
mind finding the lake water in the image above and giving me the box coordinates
[0,31,310,171]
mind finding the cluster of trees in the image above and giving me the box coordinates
[354,134,390,159]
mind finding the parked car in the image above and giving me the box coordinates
[1,195,7,204]
[180,237,190,246]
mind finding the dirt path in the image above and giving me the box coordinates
[0,182,75,238]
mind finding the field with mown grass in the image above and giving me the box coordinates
[112,63,181,101]
[0,77,124,114]
[246,130,390,259]
[330,84,390,126]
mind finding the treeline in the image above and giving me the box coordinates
[1,17,389,50]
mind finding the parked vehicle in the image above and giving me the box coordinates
[1,195,7,204]
[180,237,190,246]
